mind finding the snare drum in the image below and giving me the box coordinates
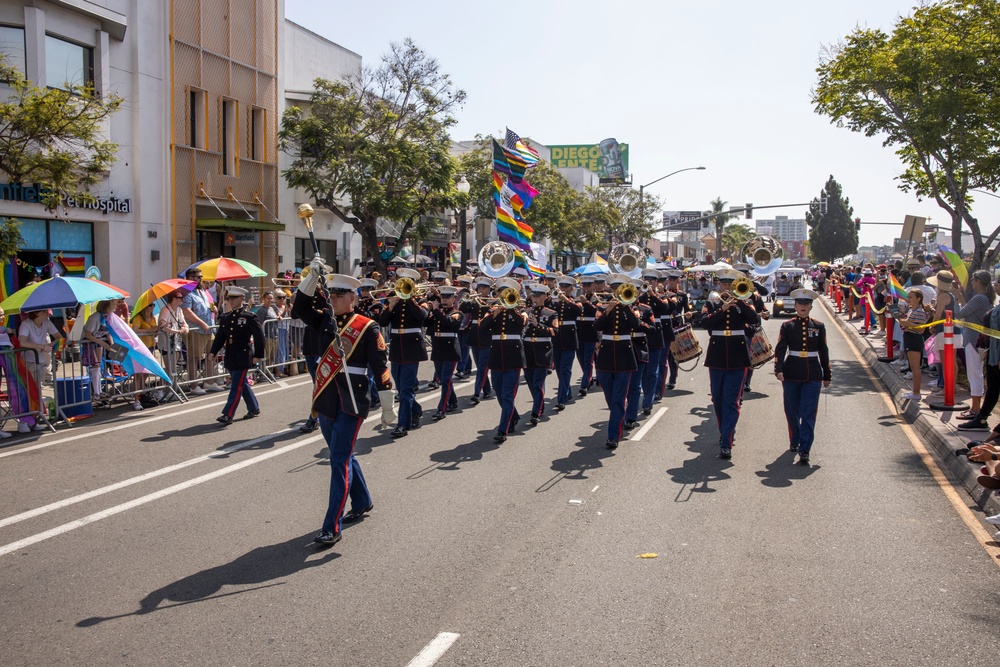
[749,327,774,368]
[670,324,702,364]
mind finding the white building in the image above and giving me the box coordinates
[756,215,807,242]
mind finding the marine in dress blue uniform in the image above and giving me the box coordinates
[625,281,655,429]
[209,287,264,425]
[594,274,641,450]
[460,279,494,403]
[481,277,526,442]
[293,268,395,546]
[428,286,463,420]
[773,289,832,464]
[576,276,599,396]
[523,285,557,424]
[639,270,668,413]
[733,263,770,393]
[663,271,692,391]
[552,276,583,409]
[377,267,428,438]
[701,269,760,459]
[454,275,474,378]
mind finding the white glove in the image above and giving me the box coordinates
[298,256,325,297]
[378,390,396,427]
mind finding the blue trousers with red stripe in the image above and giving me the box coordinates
[491,368,520,434]
[597,370,630,442]
[319,410,370,535]
[709,368,747,449]
[524,367,547,418]
[576,342,596,391]
[642,347,664,410]
[437,361,457,413]
[626,361,645,421]
[553,348,575,404]
[782,380,821,454]
[472,347,491,397]
[222,368,258,418]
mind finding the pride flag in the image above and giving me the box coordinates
[59,256,87,275]
[936,244,968,288]
[492,139,529,183]
[0,260,15,303]
[888,273,908,299]
[0,339,42,425]
[104,313,171,383]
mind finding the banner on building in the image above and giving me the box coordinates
[225,232,258,246]
[548,139,629,185]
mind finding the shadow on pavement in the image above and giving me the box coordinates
[825,359,875,397]
[406,429,505,478]
[665,406,732,498]
[537,422,616,492]
[888,450,941,486]
[755,450,820,488]
[75,532,337,627]
[140,422,222,442]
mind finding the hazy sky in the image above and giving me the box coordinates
[284,0,1000,251]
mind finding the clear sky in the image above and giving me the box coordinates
[284,0,1000,252]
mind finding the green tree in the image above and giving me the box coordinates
[0,58,122,258]
[813,0,1000,272]
[706,197,741,260]
[279,39,466,274]
[806,176,856,262]
[721,223,755,258]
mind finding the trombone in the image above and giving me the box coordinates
[368,277,434,301]
[720,275,756,305]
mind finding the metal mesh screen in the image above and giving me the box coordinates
[230,0,257,67]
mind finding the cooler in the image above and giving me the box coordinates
[55,376,93,419]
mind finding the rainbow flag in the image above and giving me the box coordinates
[513,250,545,279]
[506,177,539,213]
[0,260,15,302]
[493,139,528,183]
[504,128,541,168]
[59,256,87,275]
[888,273,908,299]
[0,340,42,425]
[936,244,968,288]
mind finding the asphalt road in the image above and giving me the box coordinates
[1,308,999,667]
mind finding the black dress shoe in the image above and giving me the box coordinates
[797,454,810,465]
[411,414,421,429]
[665,383,676,390]
[299,419,318,433]
[578,389,588,397]
[483,391,492,400]
[623,419,638,430]
[494,431,507,443]
[641,407,652,416]
[470,395,481,405]
[719,448,732,460]
[313,530,342,546]
[426,381,439,390]
[555,403,566,411]
[743,384,752,393]
[529,415,539,425]
[342,503,373,524]
[216,415,233,425]
[390,427,408,438]
[448,401,458,411]
[431,411,446,421]
[958,421,990,431]
[653,394,663,402]
[605,439,618,450]
[789,442,799,451]
[244,409,260,420]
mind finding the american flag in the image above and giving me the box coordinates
[504,128,540,167]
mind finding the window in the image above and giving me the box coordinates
[45,35,93,90]
[0,26,25,76]
[222,98,237,175]
[189,88,206,149]
[251,107,265,161]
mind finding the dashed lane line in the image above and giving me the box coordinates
[630,407,668,441]
[404,633,460,667]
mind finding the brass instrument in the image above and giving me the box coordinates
[608,243,646,278]
[498,287,523,309]
[616,282,639,305]
[478,241,516,279]
[740,235,784,275]
[720,275,756,304]
[390,277,433,300]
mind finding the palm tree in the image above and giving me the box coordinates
[722,223,756,258]
[707,197,741,260]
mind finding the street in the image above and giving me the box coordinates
[1,304,999,667]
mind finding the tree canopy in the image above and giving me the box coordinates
[0,58,122,258]
[279,39,466,274]
[813,0,1000,272]
[806,176,857,262]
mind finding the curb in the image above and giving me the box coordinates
[817,295,999,518]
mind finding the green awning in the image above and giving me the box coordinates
[196,218,286,232]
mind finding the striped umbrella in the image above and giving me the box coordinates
[0,276,129,314]
[130,279,198,320]
[181,257,267,282]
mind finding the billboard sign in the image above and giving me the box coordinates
[549,139,629,185]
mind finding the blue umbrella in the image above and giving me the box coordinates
[0,276,129,314]
[569,262,611,276]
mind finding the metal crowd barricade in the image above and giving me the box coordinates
[260,317,306,380]
[0,347,54,433]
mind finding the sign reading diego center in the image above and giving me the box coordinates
[548,139,629,185]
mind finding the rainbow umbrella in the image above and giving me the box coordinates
[0,276,129,314]
[181,257,267,282]
[130,278,197,320]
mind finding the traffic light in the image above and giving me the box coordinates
[855,217,861,232]
[820,194,828,215]
[745,203,753,219]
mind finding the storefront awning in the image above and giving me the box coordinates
[196,218,285,232]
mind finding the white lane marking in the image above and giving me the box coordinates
[0,377,315,460]
[630,407,667,441]
[0,431,291,529]
[591,485,599,493]
[405,632,460,667]
[0,382,473,548]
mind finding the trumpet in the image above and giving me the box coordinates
[369,277,434,301]
[594,282,640,305]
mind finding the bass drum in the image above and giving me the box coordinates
[749,327,774,368]
[670,324,702,366]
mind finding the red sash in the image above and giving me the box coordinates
[313,313,375,403]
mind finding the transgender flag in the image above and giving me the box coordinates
[104,313,171,383]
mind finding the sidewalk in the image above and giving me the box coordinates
[817,295,999,519]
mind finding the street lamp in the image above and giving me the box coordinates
[456,175,471,276]
[637,166,706,261]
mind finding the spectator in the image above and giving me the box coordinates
[131,303,160,356]
[18,310,62,388]
[82,300,117,402]
[274,289,290,377]
[954,270,996,430]
[908,271,936,305]
[157,291,190,388]
[256,291,279,368]
[898,288,930,400]
[181,268,223,393]
[923,255,940,276]
[928,271,958,392]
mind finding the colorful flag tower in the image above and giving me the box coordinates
[492,128,544,277]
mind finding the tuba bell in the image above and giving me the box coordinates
[478,242,516,279]
[608,243,645,279]
[740,236,784,275]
